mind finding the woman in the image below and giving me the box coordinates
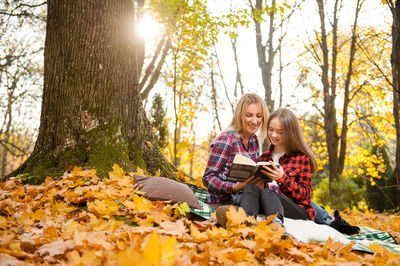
[202,93,268,207]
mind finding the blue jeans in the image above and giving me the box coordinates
[312,200,332,225]
[231,193,242,206]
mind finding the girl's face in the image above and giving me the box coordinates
[268,117,286,151]
[243,103,263,137]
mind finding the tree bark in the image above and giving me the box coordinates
[391,0,400,207]
[6,0,176,183]
[338,0,362,175]
[251,0,275,113]
[210,56,222,132]
[316,0,339,199]
[231,37,244,97]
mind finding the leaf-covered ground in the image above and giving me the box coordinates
[0,165,399,265]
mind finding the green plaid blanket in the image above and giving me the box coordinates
[185,183,215,220]
[348,227,400,254]
[186,183,400,254]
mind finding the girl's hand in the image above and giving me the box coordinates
[232,176,264,191]
[259,161,284,181]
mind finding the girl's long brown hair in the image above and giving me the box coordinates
[268,108,317,173]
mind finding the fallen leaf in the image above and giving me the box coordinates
[368,242,385,253]
[108,164,126,179]
[226,206,247,228]
[143,233,160,265]
[190,224,208,242]
[158,220,187,236]
[0,253,30,266]
[144,140,153,149]
[287,247,314,263]
[37,239,76,257]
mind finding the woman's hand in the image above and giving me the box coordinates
[259,161,284,181]
[232,176,264,191]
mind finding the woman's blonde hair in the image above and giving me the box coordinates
[268,108,317,173]
[225,93,269,142]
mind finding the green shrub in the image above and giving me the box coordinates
[313,175,365,210]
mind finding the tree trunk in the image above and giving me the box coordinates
[338,0,361,175]
[6,0,175,183]
[251,0,275,113]
[210,56,222,132]
[316,0,339,200]
[391,1,400,207]
[231,37,244,98]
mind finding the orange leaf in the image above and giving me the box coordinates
[368,242,385,253]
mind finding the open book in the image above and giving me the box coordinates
[227,154,280,182]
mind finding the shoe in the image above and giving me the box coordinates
[272,216,284,227]
[215,205,237,227]
[329,210,360,235]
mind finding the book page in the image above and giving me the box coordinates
[232,154,256,166]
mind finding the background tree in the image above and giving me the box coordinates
[156,0,219,168]
[311,0,364,200]
[0,0,45,177]
[385,0,400,208]
[7,0,175,182]
[149,93,169,149]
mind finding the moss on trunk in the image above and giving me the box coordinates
[6,118,176,184]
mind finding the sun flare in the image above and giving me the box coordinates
[137,15,161,42]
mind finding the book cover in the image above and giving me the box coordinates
[227,154,279,182]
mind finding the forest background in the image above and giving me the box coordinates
[0,0,399,212]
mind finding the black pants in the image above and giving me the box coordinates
[240,183,310,222]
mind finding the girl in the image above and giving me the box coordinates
[240,108,316,224]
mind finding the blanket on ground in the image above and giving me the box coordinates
[185,183,400,254]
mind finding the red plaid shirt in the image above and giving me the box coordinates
[259,147,315,221]
[202,131,260,204]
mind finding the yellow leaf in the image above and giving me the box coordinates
[132,194,153,212]
[190,224,208,242]
[136,167,145,176]
[117,248,146,266]
[18,212,34,226]
[144,140,153,149]
[0,216,7,227]
[207,226,230,239]
[143,233,160,266]
[87,199,119,217]
[108,163,126,179]
[228,248,248,262]
[226,206,247,228]
[154,169,161,177]
[9,241,21,252]
[160,237,178,266]
[339,242,353,255]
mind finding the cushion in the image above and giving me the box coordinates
[134,174,202,210]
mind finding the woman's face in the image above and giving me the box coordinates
[268,117,286,150]
[243,103,263,137]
